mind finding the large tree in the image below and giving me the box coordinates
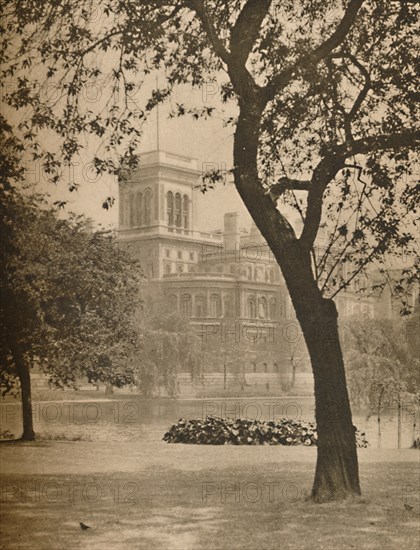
[136,298,205,396]
[1,123,142,439]
[342,316,419,448]
[1,0,418,500]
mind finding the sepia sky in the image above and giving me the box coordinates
[18,71,258,234]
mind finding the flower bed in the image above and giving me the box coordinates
[163,416,368,447]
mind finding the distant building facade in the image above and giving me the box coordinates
[116,150,417,392]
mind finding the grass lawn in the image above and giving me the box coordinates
[0,440,419,550]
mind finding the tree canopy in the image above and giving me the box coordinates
[1,187,142,393]
[2,0,419,500]
[1,121,142,437]
[1,1,418,298]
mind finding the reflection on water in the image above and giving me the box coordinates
[0,396,417,448]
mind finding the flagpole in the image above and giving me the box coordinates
[156,74,160,151]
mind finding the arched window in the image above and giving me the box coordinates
[269,268,275,283]
[195,296,206,318]
[164,263,172,275]
[274,362,279,373]
[263,362,268,373]
[176,264,184,273]
[144,188,152,226]
[280,298,287,318]
[248,297,256,319]
[181,294,192,317]
[223,296,233,318]
[167,191,174,226]
[258,297,267,318]
[210,294,221,317]
[269,298,277,320]
[168,294,178,313]
[182,195,189,229]
[128,194,135,226]
[252,362,257,373]
[255,266,264,282]
[247,266,253,280]
[175,193,182,227]
[122,194,130,226]
[136,192,143,226]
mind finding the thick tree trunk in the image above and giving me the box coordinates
[13,347,35,441]
[232,101,360,502]
[297,297,361,501]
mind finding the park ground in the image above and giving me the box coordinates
[0,437,419,550]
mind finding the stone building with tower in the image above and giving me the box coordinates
[116,149,417,394]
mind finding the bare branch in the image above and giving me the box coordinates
[347,55,371,120]
[230,0,272,66]
[312,1,365,62]
[299,157,345,250]
[267,177,311,202]
[266,0,364,98]
[329,239,386,299]
[185,0,231,64]
[332,131,420,158]
[79,30,123,57]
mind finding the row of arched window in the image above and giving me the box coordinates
[167,192,189,229]
[164,263,195,275]
[246,296,286,320]
[336,298,373,318]
[200,263,280,283]
[166,293,286,320]
[121,189,152,227]
[168,294,224,318]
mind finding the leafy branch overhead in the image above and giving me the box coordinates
[2,0,419,501]
[2,1,418,303]
[0,125,143,395]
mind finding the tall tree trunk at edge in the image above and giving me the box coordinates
[232,100,361,502]
[299,297,361,501]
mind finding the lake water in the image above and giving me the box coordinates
[0,396,417,448]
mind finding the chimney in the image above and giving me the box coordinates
[224,212,240,254]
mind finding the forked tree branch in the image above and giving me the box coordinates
[230,0,272,66]
[347,54,371,121]
[268,177,311,202]
[312,1,365,62]
[266,0,364,98]
[299,156,345,251]
[185,0,231,64]
[300,129,418,252]
[332,131,420,158]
